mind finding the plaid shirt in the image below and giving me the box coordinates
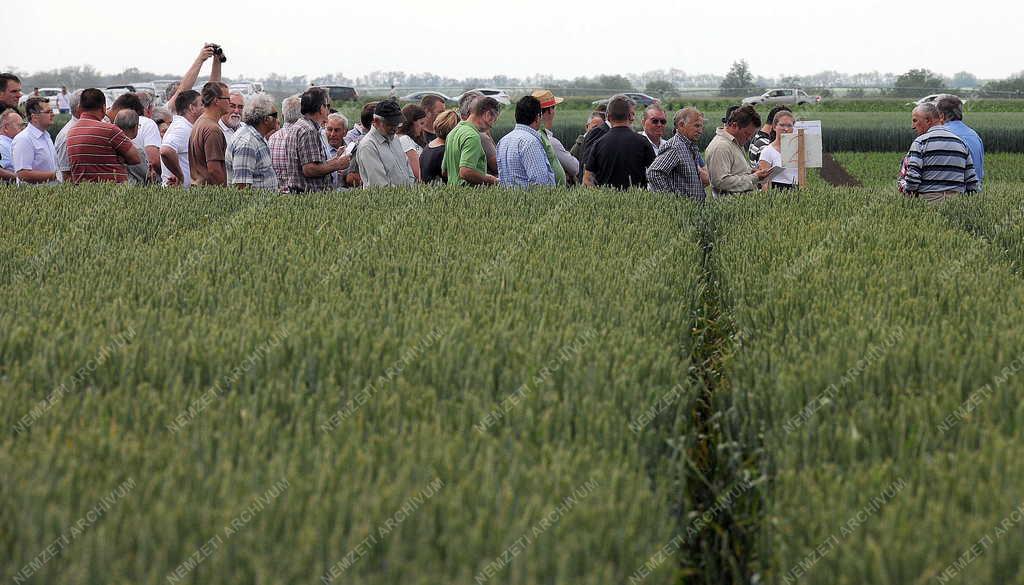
[496,124,555,187]
[269,123,299,193]
[646,133,706,201]
[287,117,332,192]
[226,124,278,191]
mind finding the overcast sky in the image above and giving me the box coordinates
[4,0,1018,82]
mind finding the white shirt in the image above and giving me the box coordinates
[11,124,57,183]
[758,143,798,185]
[319,128,344,188]
[161,115,193,186]
[220,119,245,145]
[545,128,579,179]
[398,134,422,156]
[57,93,70,110]
[135,116,161,152]
[641,131,662,155]
[55,116,79,176]
[0,134,13,171]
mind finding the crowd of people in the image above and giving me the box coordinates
[0,46,984,202]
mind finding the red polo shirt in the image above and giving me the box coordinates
[67,112,135,183]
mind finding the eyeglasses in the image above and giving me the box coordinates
[268,112,278,118]
[215,96,231,101]
[649,118,667,125]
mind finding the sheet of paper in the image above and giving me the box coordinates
[794,120,822,135]
[781,130,823,169]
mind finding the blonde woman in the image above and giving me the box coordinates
[419,109,459,183]
[757,110,799,190]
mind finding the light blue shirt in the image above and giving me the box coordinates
[11,124,57,182]
[944,120,984,187]
[0,134,13,171]
[497,124,555,188]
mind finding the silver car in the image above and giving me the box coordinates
[742,89,820,106]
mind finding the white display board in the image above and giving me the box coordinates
[781,121,823,169]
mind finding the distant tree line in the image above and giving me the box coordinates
[5,62,1024,100]
[714,60,1021,98]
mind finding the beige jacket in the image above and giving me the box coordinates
[705,127,757,195]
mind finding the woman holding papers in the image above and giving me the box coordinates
[757,110,799,190]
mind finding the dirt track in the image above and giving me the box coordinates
[819,153,862,187]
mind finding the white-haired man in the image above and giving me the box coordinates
[220,91,245,143]
[226,94,280,191]
[323,112,348,188]
[54,88,84,181]
[113,109,152,184]
[898,102,978,202]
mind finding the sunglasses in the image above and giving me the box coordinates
[649,118,667,125]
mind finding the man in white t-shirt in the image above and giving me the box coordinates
[56,87,71,114]
[160,89,203,186]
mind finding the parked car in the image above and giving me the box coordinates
[454,88,511,105]
[151,79,178,97]
[19,88,63,111]
[130,82,157,95]
[399,91,454,104]
[229,81,264,96]
[105,85,135,104]
[102,89,123,107]
[742,89,820,106]
[591,93,661,108]
[317,85,359,102]
[126,82,159,105]
[908,93,966,107]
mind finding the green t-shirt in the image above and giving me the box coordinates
[443,121,487,186]
[538,130,566,186]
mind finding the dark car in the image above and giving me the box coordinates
[318,85,359,102]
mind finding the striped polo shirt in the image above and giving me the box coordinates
[67,112,135,183]
[903,125,979,194]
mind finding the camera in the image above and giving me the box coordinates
[208,43,227,64]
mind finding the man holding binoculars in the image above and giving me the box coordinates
[163,43,226,115]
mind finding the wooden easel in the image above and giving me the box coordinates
[797,128,806,189]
